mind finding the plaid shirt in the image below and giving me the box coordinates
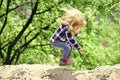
[50,25,81,50]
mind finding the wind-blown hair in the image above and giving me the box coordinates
[56,7,86,35]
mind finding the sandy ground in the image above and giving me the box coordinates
[0,64,120,80]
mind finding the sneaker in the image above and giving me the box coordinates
[59,58,74,66]
[67,58,74,64]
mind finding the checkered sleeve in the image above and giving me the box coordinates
[66,31,81,50]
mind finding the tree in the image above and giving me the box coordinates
[0,0,63,65]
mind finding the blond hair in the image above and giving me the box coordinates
[56,7,86,35]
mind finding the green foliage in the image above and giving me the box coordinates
[0,0,120,70]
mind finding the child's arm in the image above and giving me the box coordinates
[66,32,81,50]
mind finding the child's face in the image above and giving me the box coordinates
[73,24,82,33]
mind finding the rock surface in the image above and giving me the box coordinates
[0,64,120,80]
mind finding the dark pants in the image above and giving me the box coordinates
[51,41,72,59]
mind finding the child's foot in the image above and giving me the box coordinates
[59,58,74,66]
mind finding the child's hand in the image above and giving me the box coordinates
[79,48,84,51]
[76,34,81,38]
[78,48,84,57]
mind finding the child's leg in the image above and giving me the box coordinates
[51,41,72,59]
[61,43,72,59]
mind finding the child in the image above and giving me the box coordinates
[50,7,86,66]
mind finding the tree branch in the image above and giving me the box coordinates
[10,24,49,64]
[0,0,4,8]
[5,0,38,64]
[10,32,40,64]
[28,44,51,48]
[24,28,37,42]
[0,1,30,18]
[35,6,54,14]
[35,0,63,14]
[0,42,4,58]
[0,0,11,35]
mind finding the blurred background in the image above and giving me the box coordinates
[0,0,120,70]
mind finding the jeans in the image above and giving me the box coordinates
[51,41,72,59]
